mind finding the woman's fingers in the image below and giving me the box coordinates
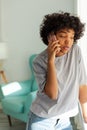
[48,41,60,50]
[48,41,61,55]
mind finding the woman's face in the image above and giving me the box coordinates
[55,28,75,56]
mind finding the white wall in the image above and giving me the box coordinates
[75,0,87,75]
[0,0,74,82]
[0,0,1,41]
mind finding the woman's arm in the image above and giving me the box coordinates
[79,85,87,123]
[44,34,60,100]
[44,60,58,100]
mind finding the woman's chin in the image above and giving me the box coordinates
[56,50,69,57]
[56,52,64,57]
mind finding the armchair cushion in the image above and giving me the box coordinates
[24,90,37,112]
[2,95,27,113]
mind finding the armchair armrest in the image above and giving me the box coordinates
[0,80,32,98]
[24,90,37,113]
[0,85,4,100]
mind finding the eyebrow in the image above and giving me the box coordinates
[58,30,75,35]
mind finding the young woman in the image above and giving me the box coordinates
[26,12,87,130]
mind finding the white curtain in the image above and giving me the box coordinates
[77,0,87,74]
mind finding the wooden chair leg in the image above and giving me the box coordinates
[7,115,12,126]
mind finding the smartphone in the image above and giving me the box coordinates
[47,33,57,43]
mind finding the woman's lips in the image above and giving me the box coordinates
[63,46,70,50]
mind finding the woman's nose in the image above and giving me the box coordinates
[65,39,70,45]
[65,38,71,45]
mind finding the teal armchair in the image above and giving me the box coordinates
[0,54,38,126]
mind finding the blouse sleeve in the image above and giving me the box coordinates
[33,56,47,92]
[78,47,87,86]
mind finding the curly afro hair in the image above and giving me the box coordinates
[40,12,85,45]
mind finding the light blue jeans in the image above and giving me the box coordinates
[26,112,73,130]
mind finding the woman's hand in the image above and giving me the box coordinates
[81,102,87,123]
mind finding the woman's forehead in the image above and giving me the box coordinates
[57,28,75,35]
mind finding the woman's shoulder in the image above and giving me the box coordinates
[72,44,81,54]
[73,44,80,50]
[33,49,48,64]
[72,44,82,61]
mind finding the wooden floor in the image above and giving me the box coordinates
[0,109,26,130]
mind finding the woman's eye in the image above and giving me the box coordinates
[59,35,66,38]
[59,35,74,39]
[70,37,74,39]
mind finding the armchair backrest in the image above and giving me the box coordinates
[29,54,38,91]
[29,54,37,78]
